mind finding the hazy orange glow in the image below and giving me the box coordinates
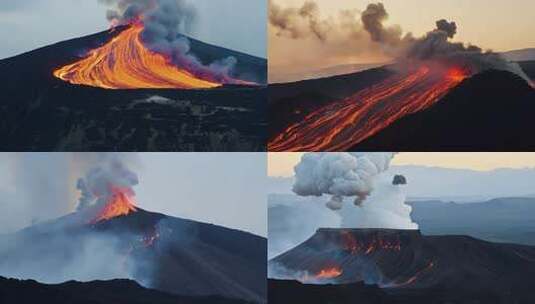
[315,267,343,279]
[92,186,137,223]
[53,23,222,89]
[269,64,470,151]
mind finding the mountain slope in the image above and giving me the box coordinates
[0,276,252,304]
[0,27,267,151]
[270,228,535,300]
[268,66,392,139]
[354,70,535,150]
[0,208,266,303]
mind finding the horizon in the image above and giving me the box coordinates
[268,152,535,177]
[269,0,535,82]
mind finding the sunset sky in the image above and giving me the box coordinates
[276,0,535,52]
[269,0,535,81]
[268,153,535,177]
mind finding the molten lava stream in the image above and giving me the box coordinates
[92,186,137,223]
[269,66,468,151]
[301,267,343,283]
[315,267,343,279]
[54,23,221,89]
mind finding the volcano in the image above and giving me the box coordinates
[269,61,535,151]
[269,228,535,302]
[0,207,266,303]
[0,26,267,151]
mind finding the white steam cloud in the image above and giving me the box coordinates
[269,152,418,259]
[293,152,395,210]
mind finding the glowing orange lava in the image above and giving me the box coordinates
[92,186,137,223]
[390,261,435,288]
[269,65,470,151]
[342,231,401,254]
[54,23,221,89]
[315,267,343,279]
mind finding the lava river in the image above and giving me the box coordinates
[269,64,469,151]
[54,23,222,90]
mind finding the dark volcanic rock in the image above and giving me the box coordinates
[270,228,535,302]
[0,27,267,151]
[0,276,252,304]
[268,67,392,139]
[0,208,266,303]
[392,175,407,185]
[354,70,535,151]
[268,278,525,304]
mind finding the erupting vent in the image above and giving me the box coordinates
[92,186,137,223]
[269,64,470,151]
[53,23,222,90]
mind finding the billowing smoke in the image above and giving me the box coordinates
[293,152,395,210]
[269,0,331,41]
[338,174,418,230]
[98,0,240,83]
[269,153,417,258]
[76,154,139,212]
[268,0,389,83]
[360,3,527,79]
[269,1,530,83]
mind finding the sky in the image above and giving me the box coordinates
[0,0,266,60]
[275,0,535,52]
[0,153,268,236]
[268,152,535,177]
[269,0,535,82]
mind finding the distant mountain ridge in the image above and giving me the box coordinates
[502,48,535,62]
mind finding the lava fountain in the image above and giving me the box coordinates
[269,63,470,151]
[53,23,223,90]
[91,185,137,223]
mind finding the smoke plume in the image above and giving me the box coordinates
[98,0,240,83]
[360,3,527,79]
[269,1,529,83]
[293,152,395,210]
[272,152,418,257]
[338,174,418,230]
[76,154,139,212]
[269,0,331,41]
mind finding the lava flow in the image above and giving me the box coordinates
[315,267,343,279]
[301,267,343,283]
[269,64,470,151]
[53,23,222,89]
[342,231,401,254]
[91,186,137,223]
